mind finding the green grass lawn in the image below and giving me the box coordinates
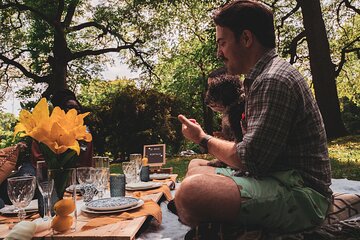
[111,135,360,181]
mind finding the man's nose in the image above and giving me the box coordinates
[217,48,224,60]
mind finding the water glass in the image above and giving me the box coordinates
[36,161,54,220]
[110,174,125,197]
[129,154,142,182]
[76,167,96,202]
[93,156,110,196]
[7,176,36,221]
[122,161,137,184]
[94,167,109,199]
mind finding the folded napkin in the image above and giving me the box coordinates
[5,221,36,240]
[152,175,177,190]
[81,199,162,231]
[132,185,173,201]
[5,218,52,240]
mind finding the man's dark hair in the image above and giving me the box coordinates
[50,89,82,112]
[213,0,275,48]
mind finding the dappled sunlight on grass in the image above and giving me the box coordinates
[110,135,360,181]
[328,135,360,180]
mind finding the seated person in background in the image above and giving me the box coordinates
[0,142,31,205]
[31,89,94,167]
[205,67,245,143]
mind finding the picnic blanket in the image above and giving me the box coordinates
[184,192,360,240]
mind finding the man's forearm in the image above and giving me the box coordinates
[207,137,243,170]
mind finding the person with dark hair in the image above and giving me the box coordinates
[31,89,94,167]
[176,0,332,234]
[205,67,244,142]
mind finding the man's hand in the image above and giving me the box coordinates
[178,114,207,144]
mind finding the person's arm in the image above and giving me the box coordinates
[0,145,20,183]
[178,114,243,169]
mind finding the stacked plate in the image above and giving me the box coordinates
[81,197,143,214]
[125,182,162,191]
[149,173,170,180]
[0,200,38,216]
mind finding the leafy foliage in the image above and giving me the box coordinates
[79,80,186,159]
[0,111,17,148]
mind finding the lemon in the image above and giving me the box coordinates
[54,198,75,216]
[51,215,73,232]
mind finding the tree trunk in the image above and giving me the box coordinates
[298,0,347,139]
[43,28,68,98]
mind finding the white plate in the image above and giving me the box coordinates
[66,184,82,193]
[81,199,144,214]
[86,197,139,211]
[149,173,171,180]
[0,200,38,215]
[125,182,162,191]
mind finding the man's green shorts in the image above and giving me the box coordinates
[215,168,330,233]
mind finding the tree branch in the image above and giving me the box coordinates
[56,0,65,22]
[63,0,79,28]
[68,21,107,32]
[343,0,360,14]
[70,44,139,60]
[286,31,306,64]
[335,36,360,77]
[0,53,50,83]
[0,1,55,28]
[278,2,300,29]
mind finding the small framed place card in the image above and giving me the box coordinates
[143,144,166,167]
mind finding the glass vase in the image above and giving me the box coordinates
[48,168,77,234]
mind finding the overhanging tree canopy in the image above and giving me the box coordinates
[0,0,170,99]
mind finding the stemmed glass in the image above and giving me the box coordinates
[36,161,54,220]
[7,176,36,221]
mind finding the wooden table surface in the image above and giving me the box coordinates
[0,174,177,240]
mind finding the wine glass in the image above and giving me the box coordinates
[36,161,54,220]
[7,176,36,221]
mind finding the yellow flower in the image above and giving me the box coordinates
[14,98,92,155]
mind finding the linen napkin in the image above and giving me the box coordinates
[132,185,173,201]
[152,175,177,190]
[81,199,162,231]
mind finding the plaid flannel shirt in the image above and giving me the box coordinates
[236,49,332,198]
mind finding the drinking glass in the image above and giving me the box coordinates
[94,156,110,197]
[36,161,54,220]
[129,154,142,182]
[7,176,36,221]
[93,167,109,199]
[76,167,96,202]
[122,161,137,184]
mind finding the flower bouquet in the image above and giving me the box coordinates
[14,98,92,197]
[14,98,92,232]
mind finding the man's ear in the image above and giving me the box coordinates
[241,30,253,48]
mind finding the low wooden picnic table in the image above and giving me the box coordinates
[0,174,177,240]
